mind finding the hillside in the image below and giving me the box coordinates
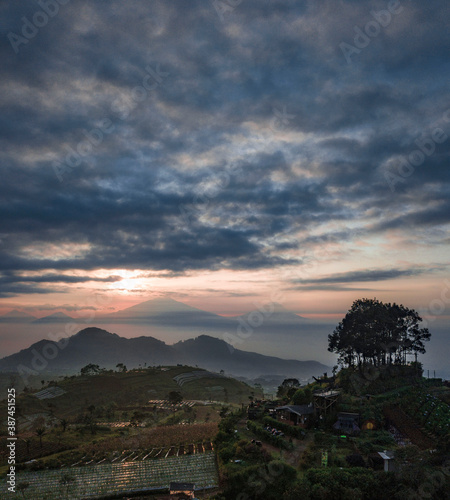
[0,328,329,380]
[2,366,257,421]
[173,335,328,379]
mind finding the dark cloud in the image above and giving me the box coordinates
[0,272,121,298]
[0,274,122,284]
[22,304,99,312]
[0,0,448,294]
[289,285,377,292]
[291,267,443,286]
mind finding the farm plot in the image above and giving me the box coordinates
[0,452,218,499]
[383,406,434,449]
[148,399,196,409]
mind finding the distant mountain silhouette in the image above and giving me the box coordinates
[0,298,333,363]
[99,298,230,328]
[173,335,327,378]
[0,310,36,323]
[0,327,329,379]
[32,312,76,324]
[97,298,317,346]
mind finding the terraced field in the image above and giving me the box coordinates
[0,451,218,499]
[383,406,435,449]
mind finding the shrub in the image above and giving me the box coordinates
[247,420,292,450]
[262,416,306,439]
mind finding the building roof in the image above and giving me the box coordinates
[170,482,195,491]
[314,390,340,397]
[275,404,314,416]
[337,412,360,419]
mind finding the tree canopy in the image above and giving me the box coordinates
[80,363,101,376]
[167,391,183,404]
[328,298,430,368]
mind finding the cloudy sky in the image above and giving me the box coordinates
[1,0,449,327]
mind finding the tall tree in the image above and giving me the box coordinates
[35,427,45,449]
[80,364,101,376]
[167,391,183,405]
[328,298,430,368]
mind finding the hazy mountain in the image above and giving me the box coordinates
[0,310,36,323]
[0,327,329,380]
[0,298,337,370]
[98,297,233,329]
[223,302,332,362]
[32,312,76,324]
[98,298,330,361]
[172,335,329,379]
[0,298,335,365]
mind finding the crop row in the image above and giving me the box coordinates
[401,389,450,437]
[0,452,218,499]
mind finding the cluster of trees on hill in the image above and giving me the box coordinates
[328,298,430,368]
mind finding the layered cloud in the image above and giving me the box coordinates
[0,0,449,301]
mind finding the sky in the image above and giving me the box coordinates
[1,0,449,344]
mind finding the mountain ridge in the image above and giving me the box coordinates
[0,327,329,380]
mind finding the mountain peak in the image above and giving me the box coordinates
[107,297,220,319]
[48,312,72,318]
[0,327,329,379]
[75,327,116,338]
[0,310,36,323]
[32,312,75,323]
[2,309,35,318]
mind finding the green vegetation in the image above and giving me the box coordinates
[0,453,218,499]
[246,420,292,449]
[211,345,450,499]
[0,365,260,487]
[0,365,258,426]
[262,416,306,439]
[0,307,448,500]
[401,387,450,439]
[214,412,297,499]
[328,298,430,368]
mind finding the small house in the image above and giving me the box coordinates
[378,451,396,472]
[275,404,314,427]
[333,412,360,435]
